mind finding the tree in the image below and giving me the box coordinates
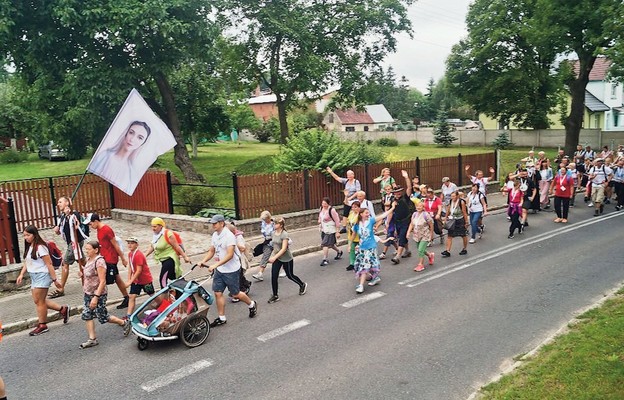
[433,107,457,148]
[218,0,414,143]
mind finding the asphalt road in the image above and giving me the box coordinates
[2,207,624,400]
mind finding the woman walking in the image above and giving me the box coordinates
[326,167,361,232]
[79,241,130,348]
[508,180,524,238]
[144,217,190,288]
[318,197,342,266]
[16,225,69,336]
[252,211,280,281]
[550,166,575,223]
[345,201,361,271]
[352,202,396,294]
[467,184,488,244]
[267,217,307,303]
[406,202,435,272]
[538,159,553,209]
[441,191,469,257]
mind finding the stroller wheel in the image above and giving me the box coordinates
[137,338,149,351]
[180,315,210,348]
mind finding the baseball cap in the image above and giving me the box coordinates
[209,214,226,223]
[84,212,100,223]
[442,177,450,183]
[595,158,604,162]
[126,237,139,243]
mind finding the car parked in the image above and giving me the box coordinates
[38,141,67,160]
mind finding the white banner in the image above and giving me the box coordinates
[87,89,177,196]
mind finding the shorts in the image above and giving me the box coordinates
[342,204,352,217]
[62,241,84,265]
[321,232,337,247]
[212,269,241,296]
[105,262,119,285]
[522,199,532,210]
[30,272,52,289]
[591,185,605,204]
[81,293,110,324]
[395,219,410,247]
[130,282,155,296]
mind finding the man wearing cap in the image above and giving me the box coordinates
[588,158,613,216]
[199,214,257,327]
[440,177,457,207]
[390,170,414,264]
[124,237,154,320]
[85,213,130,309]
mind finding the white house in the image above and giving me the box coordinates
[323,104,394,132]
[576,57,624,131]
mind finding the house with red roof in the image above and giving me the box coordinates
[322,104,394,132]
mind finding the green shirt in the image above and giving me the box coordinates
[272,230,293,262]
[154,231,183,278]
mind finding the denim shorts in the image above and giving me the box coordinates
[81,293,110,324]
[30,272,53,289]
[212,269,240,296]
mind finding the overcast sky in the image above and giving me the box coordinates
[384,0,472,93]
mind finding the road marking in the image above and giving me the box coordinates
[404,212,623,288]
[141,359,213,392]
[257,319,311,342]
[341,291,387,308]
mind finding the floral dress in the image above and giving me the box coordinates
[411,211,431,243]
[353,218,380,278]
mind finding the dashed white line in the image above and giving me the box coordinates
[141,359,213,393]
[341,291,387,308]
[257,319,311,342]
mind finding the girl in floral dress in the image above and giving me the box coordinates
[406,202,435,272]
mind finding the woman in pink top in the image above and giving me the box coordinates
[318,197,342,266]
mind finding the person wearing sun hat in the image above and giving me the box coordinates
[124,236,154,322]
[144,217,190,288]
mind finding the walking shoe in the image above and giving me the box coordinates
[355,284,364,294]
[441,250,451,258]
[299,282,308,295]
[479,224,485,233]
[116,296,129,310]
[459,249,468,256]
[123,319,131,337]
[346,264,355,271]
[339,227,347,234]
[79,338,98,349]
[600,204,604,214]
[401,251,412,258]
[320,259,329,266]
[587,202,594,207]
[60,305,69,324]
[248,301,258,318]
[594,209,599,216]
[230,297,240,303]
[544,204,550,209]
[379,252,386,260]
[616,205,623,211]
[523,221,529,227]
[605,199,611,204]
[279,270,286,278]
[368,276,381,286]
[334,250,343,260]
[391,257,400,264]
[252,273,264,281]
[428,252,435,265]
[508,234,515,239]
[469,238,476,244]
[210,318,227,327]
[414,264,425,272]
[268,295,280,304]
[29,323,49,336]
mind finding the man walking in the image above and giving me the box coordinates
[588,158,613,216]
[390,170,414,264]
[85,213,130,309]
[199,214,257,327]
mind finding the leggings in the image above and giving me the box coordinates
[615,182,624,207]
[414,240,429,258]
[159,257,176,289]
[469,211,482,239]
[508,203,522,235]
[349,241,358,265]
[554,196,570,219]
[271,259,304,296]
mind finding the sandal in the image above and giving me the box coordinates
[48,290,65,299]
[79,338,98,349]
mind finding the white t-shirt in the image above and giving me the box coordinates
[441,183,458,205]
[26,244,49,274]
[212,228,240,273]
[590,166,612,187]
[470,177,489,195]
[467,192,485,213]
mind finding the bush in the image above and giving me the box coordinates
[252,118,280,143]
[196,208,236,220]
[375,137,399,147]
[408,140,420,146]
[174,185,217,216]
[492,131,514,150]
[0,149,29,164]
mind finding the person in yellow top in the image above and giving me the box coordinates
[144,218,190,288]
[345,201,361,271]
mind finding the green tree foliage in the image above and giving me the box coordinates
[273,129,384,172]
[492,131,514,150]
[252,118,280,143]
[433,108,457,148]
[218,0,414,143]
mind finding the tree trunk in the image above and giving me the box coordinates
[153,71,204,183]
[276,95,289,144]
[564,56,596,157]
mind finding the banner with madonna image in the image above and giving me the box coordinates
[87,88,177,196]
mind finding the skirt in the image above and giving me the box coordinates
[448,217,467,238]
[354,248,380,277]
[321,232,337,247]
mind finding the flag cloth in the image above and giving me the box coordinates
[87,89,176,195]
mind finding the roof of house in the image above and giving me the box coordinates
[572,57,611,81]
[364,104,394,123]
[334,104,393,125]
[585,90,610,112]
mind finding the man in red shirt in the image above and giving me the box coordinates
[423,187,444,243]
[85,213,130,309]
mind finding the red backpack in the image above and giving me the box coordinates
[164,229,185,254]
[46,241,63,268]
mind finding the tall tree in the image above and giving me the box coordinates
[218,0,414,143]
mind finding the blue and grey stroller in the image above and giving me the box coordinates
[130,265,214,350]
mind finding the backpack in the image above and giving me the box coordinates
[115,236,125,253]
[164,229,185,253]
[46,241,63,268]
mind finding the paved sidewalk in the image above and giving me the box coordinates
[1,192,510,335]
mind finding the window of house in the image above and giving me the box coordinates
[363,126,369,131]
[594,114,601,128]
[611,84,618,99]
[614,111,620,127]
[345,126,355,132]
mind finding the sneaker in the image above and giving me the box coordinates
[391,257,400,264]
[479,224,485,233]
[29,324,49,336]
[60,305,69,324]
[279,270,286,278]
[231,297,240,303]
[210,318,227,327]
[116,296,129,310]
[459,249,468,256]
[544,204,551,209]
[469,238,476,244]
[441,250,451,258]
[123,319,131,337]
[401,251,412,258]
[334,250,343,260]
[299,283,308,295]
[594,209,599,216]
[523,222,529,227]
[588,202,594,207]
[346,264,355,271]
[252,273,264,281]
[414,264,425,272]
[339,227,347,234]
[506,216,511,221]
[605,199,611,204]
[379,252,386,260]
[320,259,329,266]
[368,276,381,286]
[268,295,280,304]
[519,225,524,234]
[355,284,364,294]
[249,301,258,318]
[508,234,515,239]
[428,252,435,265]
[79,338,98,349]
